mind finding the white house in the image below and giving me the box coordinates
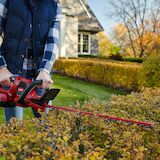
[58,0,103,58]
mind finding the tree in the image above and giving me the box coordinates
[112,23,129,55]
[110,0,160,58]
[98,32,113,57]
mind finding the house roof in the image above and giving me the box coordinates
[78,0,92,18]
[59,0,89,17]
[59,0,104,33]
[78,0,104,33]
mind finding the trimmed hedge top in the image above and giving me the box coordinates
[54,58,141,91]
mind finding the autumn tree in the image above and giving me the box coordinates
[112,23,129,55]
[98,32,113,57]
[110,0,160,58]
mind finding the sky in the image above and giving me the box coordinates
[88,0,153,35]
[88,0,116,34]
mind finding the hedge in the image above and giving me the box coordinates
[138,54,160,87]
[0,88,159,159]
[78,55,143,63]
[53,58,141,91]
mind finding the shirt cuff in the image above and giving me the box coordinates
[0,55,7,68]
[38,59,52,74]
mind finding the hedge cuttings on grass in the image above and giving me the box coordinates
[53,59,141,91]
[0,88,159,160]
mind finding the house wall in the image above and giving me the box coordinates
[65,16,79,57]
[59,8,78,58]
[91,34,98,55]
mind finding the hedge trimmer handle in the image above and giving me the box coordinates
[18,80,43,103]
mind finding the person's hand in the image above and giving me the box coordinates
[36,70,53,89]
[0,67,13,86]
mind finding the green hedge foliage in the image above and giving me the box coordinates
[139,54,160,87]
[78,55,143,63]
[78,54,97,58]
[123,58,143,63]
[53,59,141,91]
[0,88,159,159]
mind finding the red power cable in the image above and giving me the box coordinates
[44,103,154,127]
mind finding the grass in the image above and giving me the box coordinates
[0,74,125,123]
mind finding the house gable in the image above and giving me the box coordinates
[78,1,104,33]
[59,0,91,17]
[59,0,103,33]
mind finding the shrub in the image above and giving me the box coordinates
[78,54,143,64]
[109,46,123,61]
[109,53,123,61]
[54,58,141,91]
[139,54,160,87]
[78,54,97,58]
[109,46,121,55]
[0,88,159,159]
[123,57,143,63]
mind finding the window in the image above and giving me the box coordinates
[78,32,90,54]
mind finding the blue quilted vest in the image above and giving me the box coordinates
[1,0,58,74]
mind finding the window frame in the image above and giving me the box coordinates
[78,32,91,55]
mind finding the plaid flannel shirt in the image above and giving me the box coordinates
[0,0,61,78]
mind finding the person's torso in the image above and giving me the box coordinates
[1,0,57,75]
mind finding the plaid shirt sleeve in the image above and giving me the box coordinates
[0,0,8,68]
[38,3,61,74]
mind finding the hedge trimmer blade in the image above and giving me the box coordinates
[38,89,60,104]
[44,104,154,127]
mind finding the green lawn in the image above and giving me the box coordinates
[0,74,124,123]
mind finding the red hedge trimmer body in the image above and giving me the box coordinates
[0,77,154,127]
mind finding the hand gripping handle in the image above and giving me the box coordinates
[18,80,43,103]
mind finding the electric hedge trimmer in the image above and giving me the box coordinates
[0,77,154,127]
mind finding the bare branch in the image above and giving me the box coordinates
[109,0,159,58]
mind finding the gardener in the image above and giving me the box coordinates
[0,0,61,122]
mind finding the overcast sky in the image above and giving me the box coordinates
[88,0,117,34]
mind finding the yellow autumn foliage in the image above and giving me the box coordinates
[111,23,160,57]
[54,58,141,91]
[98,32,113,57]
[0,88,159,159]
